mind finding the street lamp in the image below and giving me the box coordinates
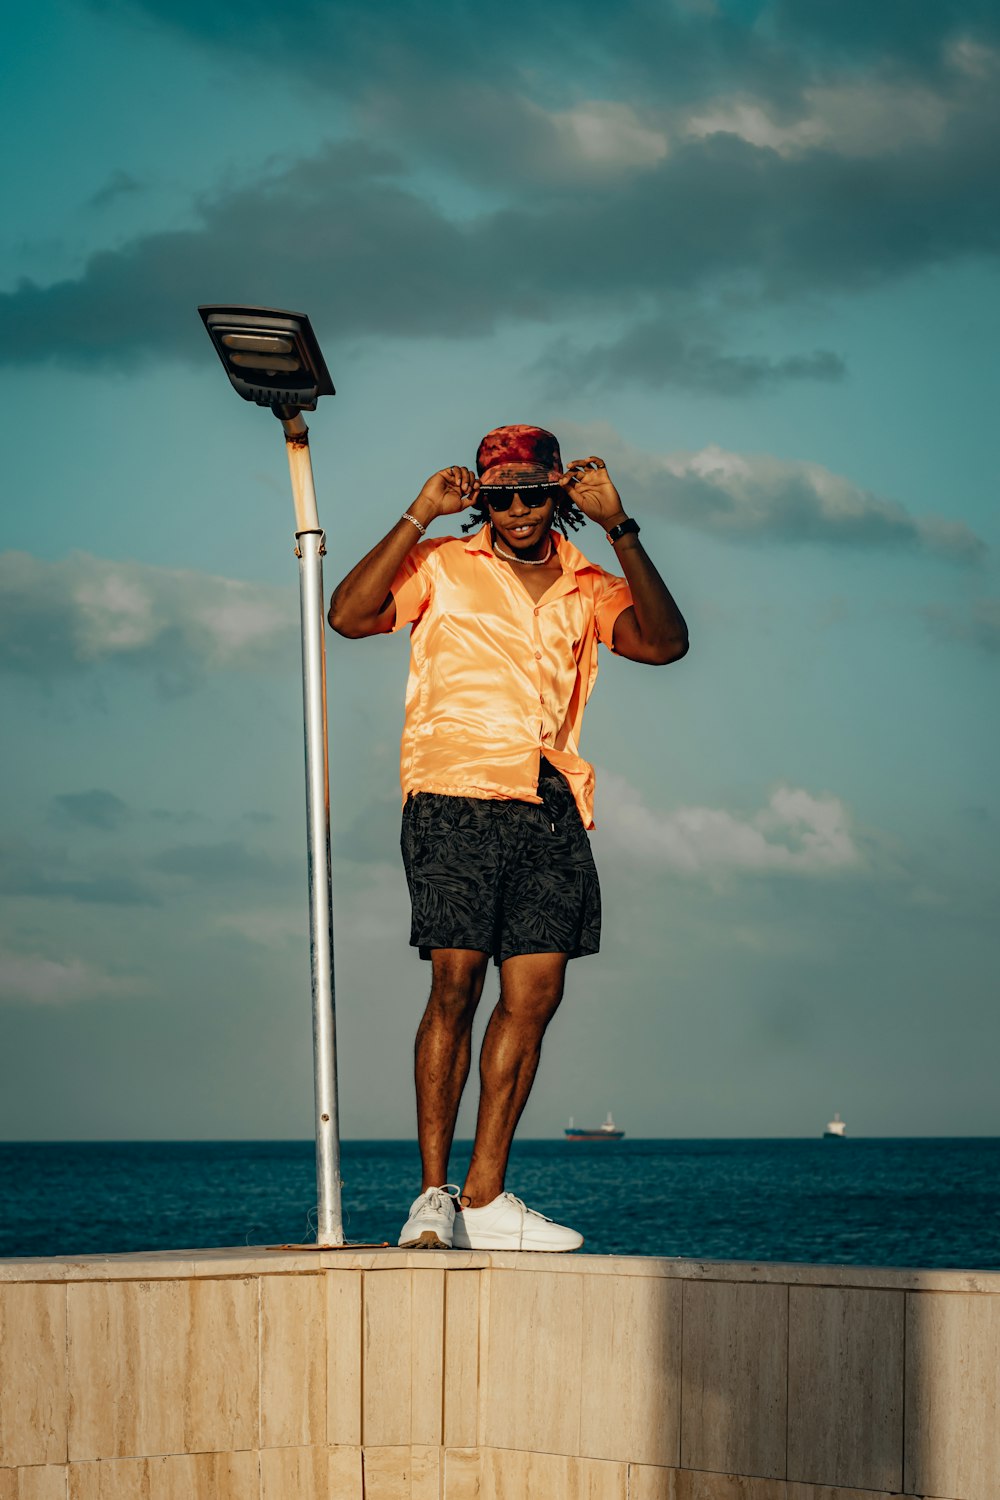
[199,304,344,1247]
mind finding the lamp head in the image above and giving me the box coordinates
[198,304,335,412]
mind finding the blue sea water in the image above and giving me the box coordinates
[1,1138,998,1268]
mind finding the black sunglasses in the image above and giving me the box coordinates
[482,482,563,511]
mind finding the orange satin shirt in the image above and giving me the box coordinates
[390,523,633,828]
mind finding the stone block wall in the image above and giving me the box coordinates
[0,1247,997,1498]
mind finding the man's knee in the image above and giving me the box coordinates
[498,962,567,1028]
[501,990,564,1031]
[427,950,489,1021]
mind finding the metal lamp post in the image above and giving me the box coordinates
[198,304,344,1247]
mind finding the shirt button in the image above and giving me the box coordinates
[534,651,542,660]
[533,607,540,615]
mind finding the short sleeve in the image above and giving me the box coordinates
[389,543,435,632]
[594,570,633,652]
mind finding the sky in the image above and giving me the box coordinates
[1,0,998,1144]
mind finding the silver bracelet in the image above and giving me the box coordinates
[401,511,427,535]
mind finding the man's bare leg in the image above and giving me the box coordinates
[461,952,568,1207]
[415,948,490,1190]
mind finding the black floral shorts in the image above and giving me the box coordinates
[400,759,601,966]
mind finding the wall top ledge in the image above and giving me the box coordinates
[1,1244,998,1290]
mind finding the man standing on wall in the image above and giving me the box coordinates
[329,425,688,1250]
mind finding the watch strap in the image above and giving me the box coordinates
[607,517,640,544]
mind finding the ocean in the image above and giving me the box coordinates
[1,1138,998,1268]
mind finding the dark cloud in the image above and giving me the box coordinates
[537,321,846,396]
[149,807,200,825]
[921,598,1000,652]
[358,85,671,191]
[496,107,1000,308]
[87,169,144,212]
[93,0,1000,106]
[0,142,499,370]
[0,842,159,906]
[88,0,785,107]
[52,789,130,831]
[3,98,999,382]
[766,0,1000,73]
[3,3,997,390]
[150,839,298,886]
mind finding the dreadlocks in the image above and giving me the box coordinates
[462,490,587,536]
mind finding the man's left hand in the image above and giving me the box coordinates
[559,457,628,531]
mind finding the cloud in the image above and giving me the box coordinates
[214,908,304,946]
[0,550,297,689]
[3,26,1000,381]
[93,0,778,109]
[681,56,988,159]
[0,827,298,911]
[595,773,860,876]
[970,599,1000,651]
[86,169,144,211]
[0,948,141,1005]
[92,0,1000,107]
[537,322,845,396]
[559,423,987,562]
[52,789,130,831]
[361,30,999,192]
[213,856,408,949]
[763,4,1000,75]
[921,597,1000,653]
[359,85,670,189]
[150,840,298,887]
[149,807,200,826]
[0,142,494,370]
[0,841,159,906]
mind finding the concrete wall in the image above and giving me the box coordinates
[0,1246,997,1499]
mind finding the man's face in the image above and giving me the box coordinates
[487,490,558,552]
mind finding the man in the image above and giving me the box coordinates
[329,424,688,1250]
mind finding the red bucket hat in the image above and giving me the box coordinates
[476,424,563,486]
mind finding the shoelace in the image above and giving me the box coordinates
[498,1192,554,1248]
[422,1184,460,1214]
[500,1192,553,1222]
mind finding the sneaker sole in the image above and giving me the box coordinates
[452,1232,584,1252]
[397,1228,452,1249]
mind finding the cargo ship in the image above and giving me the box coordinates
[823,1112,847,1138]
[564,1112,625,1141]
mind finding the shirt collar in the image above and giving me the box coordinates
[465,522,601,574]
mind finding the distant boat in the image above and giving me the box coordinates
[824,1112,847,1138]
[564,1112,625,1141]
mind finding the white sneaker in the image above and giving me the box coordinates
[451,1192,584,1252]
[397,1184,460,1248]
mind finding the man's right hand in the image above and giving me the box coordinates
[329,466,479,638]
[415,466,480,519]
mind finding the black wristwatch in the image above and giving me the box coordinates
[606,517,640,544]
